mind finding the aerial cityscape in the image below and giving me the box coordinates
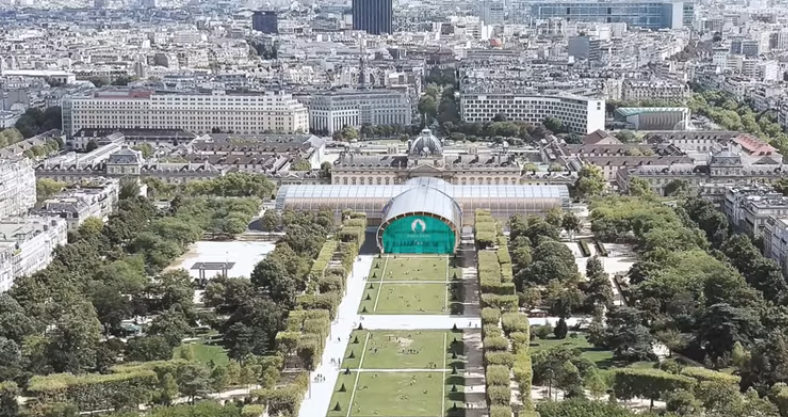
[2,0,788,416]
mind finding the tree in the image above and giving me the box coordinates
[664,179,691,197]
[221,297,285,358]
[156,372,179,405]
[85,140,99,152]
[147,308,192,347]
[572,165,605,200]
[210,365,230,391]
[175,364,211,404]
[545,207,563,228]
[697,303,762,362]
[319,161,332,179]
[125,336,173,362]
[554,318,568,339]
[665,389,701,416]
[522,162,538,173]
[119,178,141,200]
[561,211,581,240]
[601,306,654,362]
[260,210,281,232]
[655,329,686,358]
[45,300,103,373]
[132,143,154,158]
[584,368,608,400]
[36,178,66,203]
[250,259,297,309]
[628,177,653,197]
[615,130,637,143]
[0,382,19,417]
[418,96,437,120]
[291,159,311,171]
[543,117,564,133]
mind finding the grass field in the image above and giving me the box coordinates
[375,256,449,282]
[530,334,653,370]
[327,371,458,417]
[173,342,229,366]
[341,330,464,370]
[358,283,449,315]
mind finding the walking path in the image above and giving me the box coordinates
[296,256,372,417]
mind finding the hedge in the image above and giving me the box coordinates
[483,336,510,352]
[481,308,502,325]
[490,405,513,417]
[680,367,740,385]
[612,368,695,402]
[296,293,340,319]
[483,324,503,338]
[309,240,338,278]
[510,332,530,354]
[317,275,344,294]
[241,404,264,417]
[27,370,158,411]
[501,313,530,336]
[486,365,511,386]
[578,239,591,257]
[340,242,358,272]
[481,282,517,296]
[485,351,516,368]
[481,294,518,310]
[487,385,511,406]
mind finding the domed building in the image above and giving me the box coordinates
[329,128,524,186]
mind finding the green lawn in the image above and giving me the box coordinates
[341,330,464,370]
[359,283,449,314]
[371,255,450,282]
[327,371,464,417]
[530,335,653,370]
[173,342,229,366]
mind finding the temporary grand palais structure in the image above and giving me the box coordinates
[274,129,571,254]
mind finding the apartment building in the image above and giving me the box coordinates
[0,158,36,218]
[763,217,788,277]
[62,90,310,138]
[32,179,119,232]
[621,79,689,101]
[0,217,68,293]
[459,94,605,134]
[723,187,788,237]
[304,90,412,134]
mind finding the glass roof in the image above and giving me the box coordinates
[275,183,571,211]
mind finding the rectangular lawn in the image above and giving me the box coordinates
[379,256,450,282]
[341,330,464,369]
[371,283,449,315]
[327,371,445,417]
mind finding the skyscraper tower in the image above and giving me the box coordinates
[352,0,392,35]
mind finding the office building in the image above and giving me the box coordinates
[568,36,603,61]
[459,94,605,134]
[481,0,506,25]
[62,90,310,138]
[621,79,690,101]
[530,0,688,30]
[352,0,393,35]
[252,11,279,34]
[306,90,412,134]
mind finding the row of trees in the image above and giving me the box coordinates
[144,172,278,201]
[14,107,62,139]
[688,90,788,156]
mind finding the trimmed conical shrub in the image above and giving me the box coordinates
[353,335,359,344]
[358,323,364,330]
[452,323,458,331]
[372,272,377,278]
[365,293,371,301]
[452,402,457,410]
[339,383,346,392]
[452,351,457,359]
[333,402,342,411]
[362,306,368,313]
[451,384,457,393]
[344,367,351,375]
[369,283,374,289]
[349,350,355,359]
[452,365,457,375]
